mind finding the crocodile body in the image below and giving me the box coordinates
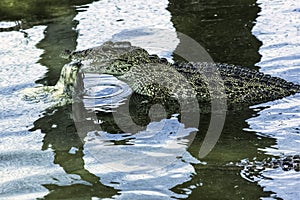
[61,41,300,107]
[23,41,299,106]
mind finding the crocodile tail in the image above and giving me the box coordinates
[255,72,300,94]
[290,83,300,93]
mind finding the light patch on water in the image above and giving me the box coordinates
[0,28,45,87]
[259,169,300,199]
[0,21,20,29]
[0,26,49,131]
[0,129,87,198]
[249,0,300,152]
[246,0,300,198]
[83,118,199,199]
[74,0,179,59]
[252,0,300,83]
[245,93,300,198]
[0,26,88,199]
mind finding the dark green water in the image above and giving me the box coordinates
[169,0,262,67]
[1,0,299,199]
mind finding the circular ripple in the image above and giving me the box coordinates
[82,74,132,111]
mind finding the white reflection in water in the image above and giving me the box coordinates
[83,117,199,199]
[0,27,86,199]
[75,0,179,58]
[248,0,300,199]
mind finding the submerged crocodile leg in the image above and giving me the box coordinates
[240,155,300,173]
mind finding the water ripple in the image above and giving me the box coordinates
[82,74,132,111]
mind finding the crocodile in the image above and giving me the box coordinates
[23,41,300,107]
[59,41,300,106]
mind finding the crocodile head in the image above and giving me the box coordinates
[60,41,156,76]
[92,48,155,76]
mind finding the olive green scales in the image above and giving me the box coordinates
[62,41,299,104]
[23,41,299,107]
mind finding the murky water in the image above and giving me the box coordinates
[0,0,300,199]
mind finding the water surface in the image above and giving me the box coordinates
[0,0,299,199]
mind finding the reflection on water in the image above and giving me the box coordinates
[74,0,179,58]
[83,118,199,199]
[246,0,300,198]
[30,105,117,199]
[168,0,262,67]
[0,0,299,199]
[82,74,132,111]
